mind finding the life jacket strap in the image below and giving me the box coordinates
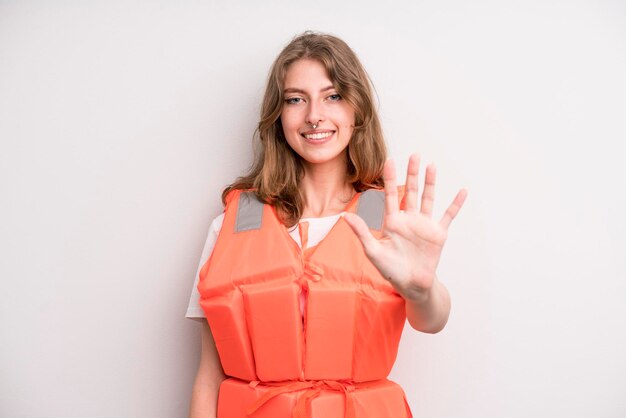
[356,189,385,231]
[245,379,357,418]
[235,191,264,232]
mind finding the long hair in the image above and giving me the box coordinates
[223,31,387,227]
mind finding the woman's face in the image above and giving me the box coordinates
[280,59,355,172]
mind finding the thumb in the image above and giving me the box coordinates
[342,212,380,254]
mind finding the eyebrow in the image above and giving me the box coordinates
[283,85,335,94]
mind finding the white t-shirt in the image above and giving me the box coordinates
[185,212,344,320]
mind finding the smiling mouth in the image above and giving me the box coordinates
[301,131,335,140]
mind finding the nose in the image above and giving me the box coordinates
[305,100,324,127]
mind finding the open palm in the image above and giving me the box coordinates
[343,154,467,301]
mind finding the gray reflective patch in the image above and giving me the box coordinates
[356,189,385,230]
[235,191,264,232]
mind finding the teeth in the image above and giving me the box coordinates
[304,132,333,140]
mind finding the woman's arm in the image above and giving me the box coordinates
[188,322,226,418]
[343,155,466,335]
[404,275,451,333]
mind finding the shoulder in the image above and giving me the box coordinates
[209,212,225,233]
[358,185,405,199]
[223,188,259,206]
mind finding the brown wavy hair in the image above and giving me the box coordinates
[222,31,387,227]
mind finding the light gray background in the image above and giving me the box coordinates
[1,1,625,417]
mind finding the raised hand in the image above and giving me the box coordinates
[343,153,467,302]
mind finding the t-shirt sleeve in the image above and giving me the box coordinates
[185,213,225,320]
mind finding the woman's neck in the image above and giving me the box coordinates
[300,160,355,218]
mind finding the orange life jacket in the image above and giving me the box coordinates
[198,188,412,418]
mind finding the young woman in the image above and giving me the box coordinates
[186,31,467,418]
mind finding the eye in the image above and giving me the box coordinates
[285,97,303,105]
[328,93,342,101]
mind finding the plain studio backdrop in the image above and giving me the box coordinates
[1,1,625,417]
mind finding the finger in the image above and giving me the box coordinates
[439,188,468,230]
[383,159,399,215]
[403,153,421,212]
[342,212,381,253]
[420,163,436,217]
